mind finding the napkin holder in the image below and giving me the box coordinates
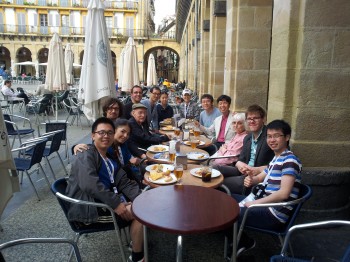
[176,154,188,170]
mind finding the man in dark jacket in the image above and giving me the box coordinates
[214,105,274,194]
[122,85,143,119]
[66,117,144,262]
[128,103,170,158]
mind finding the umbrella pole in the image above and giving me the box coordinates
[56,91,58,121]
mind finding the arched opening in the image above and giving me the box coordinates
[38,48,49,77]
[144,46,179,85]
[16,47,33,75]
[0,46,11,78]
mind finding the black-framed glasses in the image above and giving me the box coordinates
[107,106,119,111]
[267,134,285,140]
[246,117,262,122]
[94,130,115,137]
[152,92,161,96]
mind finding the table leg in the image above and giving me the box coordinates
[231,222,238,262]
[143,225,149,262]
[176,235,183,262]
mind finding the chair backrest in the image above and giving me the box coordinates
[28,139,48,168]
[3,114,15,132]
[58,90,70,102]
[17,87,24,93]
[63,98,76,115]
[47,130,64,154]
[45,122,67,140]
[51,178,70,218]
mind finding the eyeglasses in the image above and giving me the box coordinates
[133,91,142,94]
[246,117,261,122]
[152,92,161,96]
[267,134,285,140]
[94,130,115,137]
[107,107,119,111]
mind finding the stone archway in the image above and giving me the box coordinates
[38,48,49,77]
[16,47,33,75]
[144,46,180,84]
[0,46,11,77]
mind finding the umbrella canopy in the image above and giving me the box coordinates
[45,33,67,91]
[117,47,125,87]
[146,54,157,86]
[64,43,74,85]
[78,0,116,121]
[120,37,139,92]
[45,33,67,121]
[14,61,36,66]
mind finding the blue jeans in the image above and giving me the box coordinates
[232,194,284,231]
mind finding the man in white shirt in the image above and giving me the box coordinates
[1,80,30,104]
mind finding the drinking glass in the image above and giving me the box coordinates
[193,127,201,138]
[201,166,212,182]
[190,138,200,149]
[169,140,176,163]
[174,128,181,137]
[174,164,184,184]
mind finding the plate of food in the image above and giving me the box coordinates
[160,126,175,131]
[186,152,209,160]
[147,170,177,184]
[160,119,173,126]
[145,164,174,172]
[147,145,169,153]
[183,140,205,146]
[190,167,221,178]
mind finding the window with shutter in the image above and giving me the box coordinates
[17,13,26,34]
[0,13,4,33]
[126,16,134,37]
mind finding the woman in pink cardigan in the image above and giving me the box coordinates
[212,113,248,165]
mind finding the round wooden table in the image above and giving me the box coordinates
[146,145,209,164]
[132,185,240,262]
[144,164,223,188]
[160,128,212,149]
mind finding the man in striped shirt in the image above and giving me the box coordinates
[229,119,302,257]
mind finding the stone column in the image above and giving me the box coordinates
[199,0,210,95]
[269,0,350,167]
[224,0,273,111]
[208,1,226,99]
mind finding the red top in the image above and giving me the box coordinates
[217,114,229,142]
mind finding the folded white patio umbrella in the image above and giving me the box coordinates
[146,53,157,86]
[65,43,74,85]
[121,37,139,92]
[78,0,116,121]
[45,33,67,120]
[35,60,39,78]
[117,47,125,88]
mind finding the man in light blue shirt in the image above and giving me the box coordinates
[199,94,221,127]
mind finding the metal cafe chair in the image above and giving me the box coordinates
[3,114,35,148]
[270,220,350,262]
[0,238,82,262]
[12,138,51,201]
[51,178,127,262]
[226,184,312,261]
[25,129,68,180]
[38,121,69,162]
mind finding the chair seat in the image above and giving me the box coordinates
[14,158,32,171]
[8,129,35,136]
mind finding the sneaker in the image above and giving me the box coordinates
[127,256,144,262]
[237,237,256,257]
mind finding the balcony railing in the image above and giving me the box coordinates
[0,0,138,10]
[0,24,176,40]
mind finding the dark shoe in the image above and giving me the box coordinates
[237,237,256,257]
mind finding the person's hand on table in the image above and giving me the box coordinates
[73,144,89,155]
[114,202,134,221]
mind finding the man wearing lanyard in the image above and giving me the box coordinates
[179,89,200,120]
[66,117,144,262]
[214,104,274,194]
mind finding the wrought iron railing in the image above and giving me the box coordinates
[0,0,138,9]
[0,24,176,40]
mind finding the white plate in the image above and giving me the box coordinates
[186,152,209,160]
[160,126,175,131]
[183,140,205,146]
[148,173,177,184]
[190,168,221,178]
[145,164,174,172]
[147,145,169,153]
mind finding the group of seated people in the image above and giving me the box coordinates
[66,84,303,260]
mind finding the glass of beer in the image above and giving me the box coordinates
[190,139,200,149]
[193,127,201,138]
[174,164,184,184]
[174,128,181,137]
[169,140,176,163]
